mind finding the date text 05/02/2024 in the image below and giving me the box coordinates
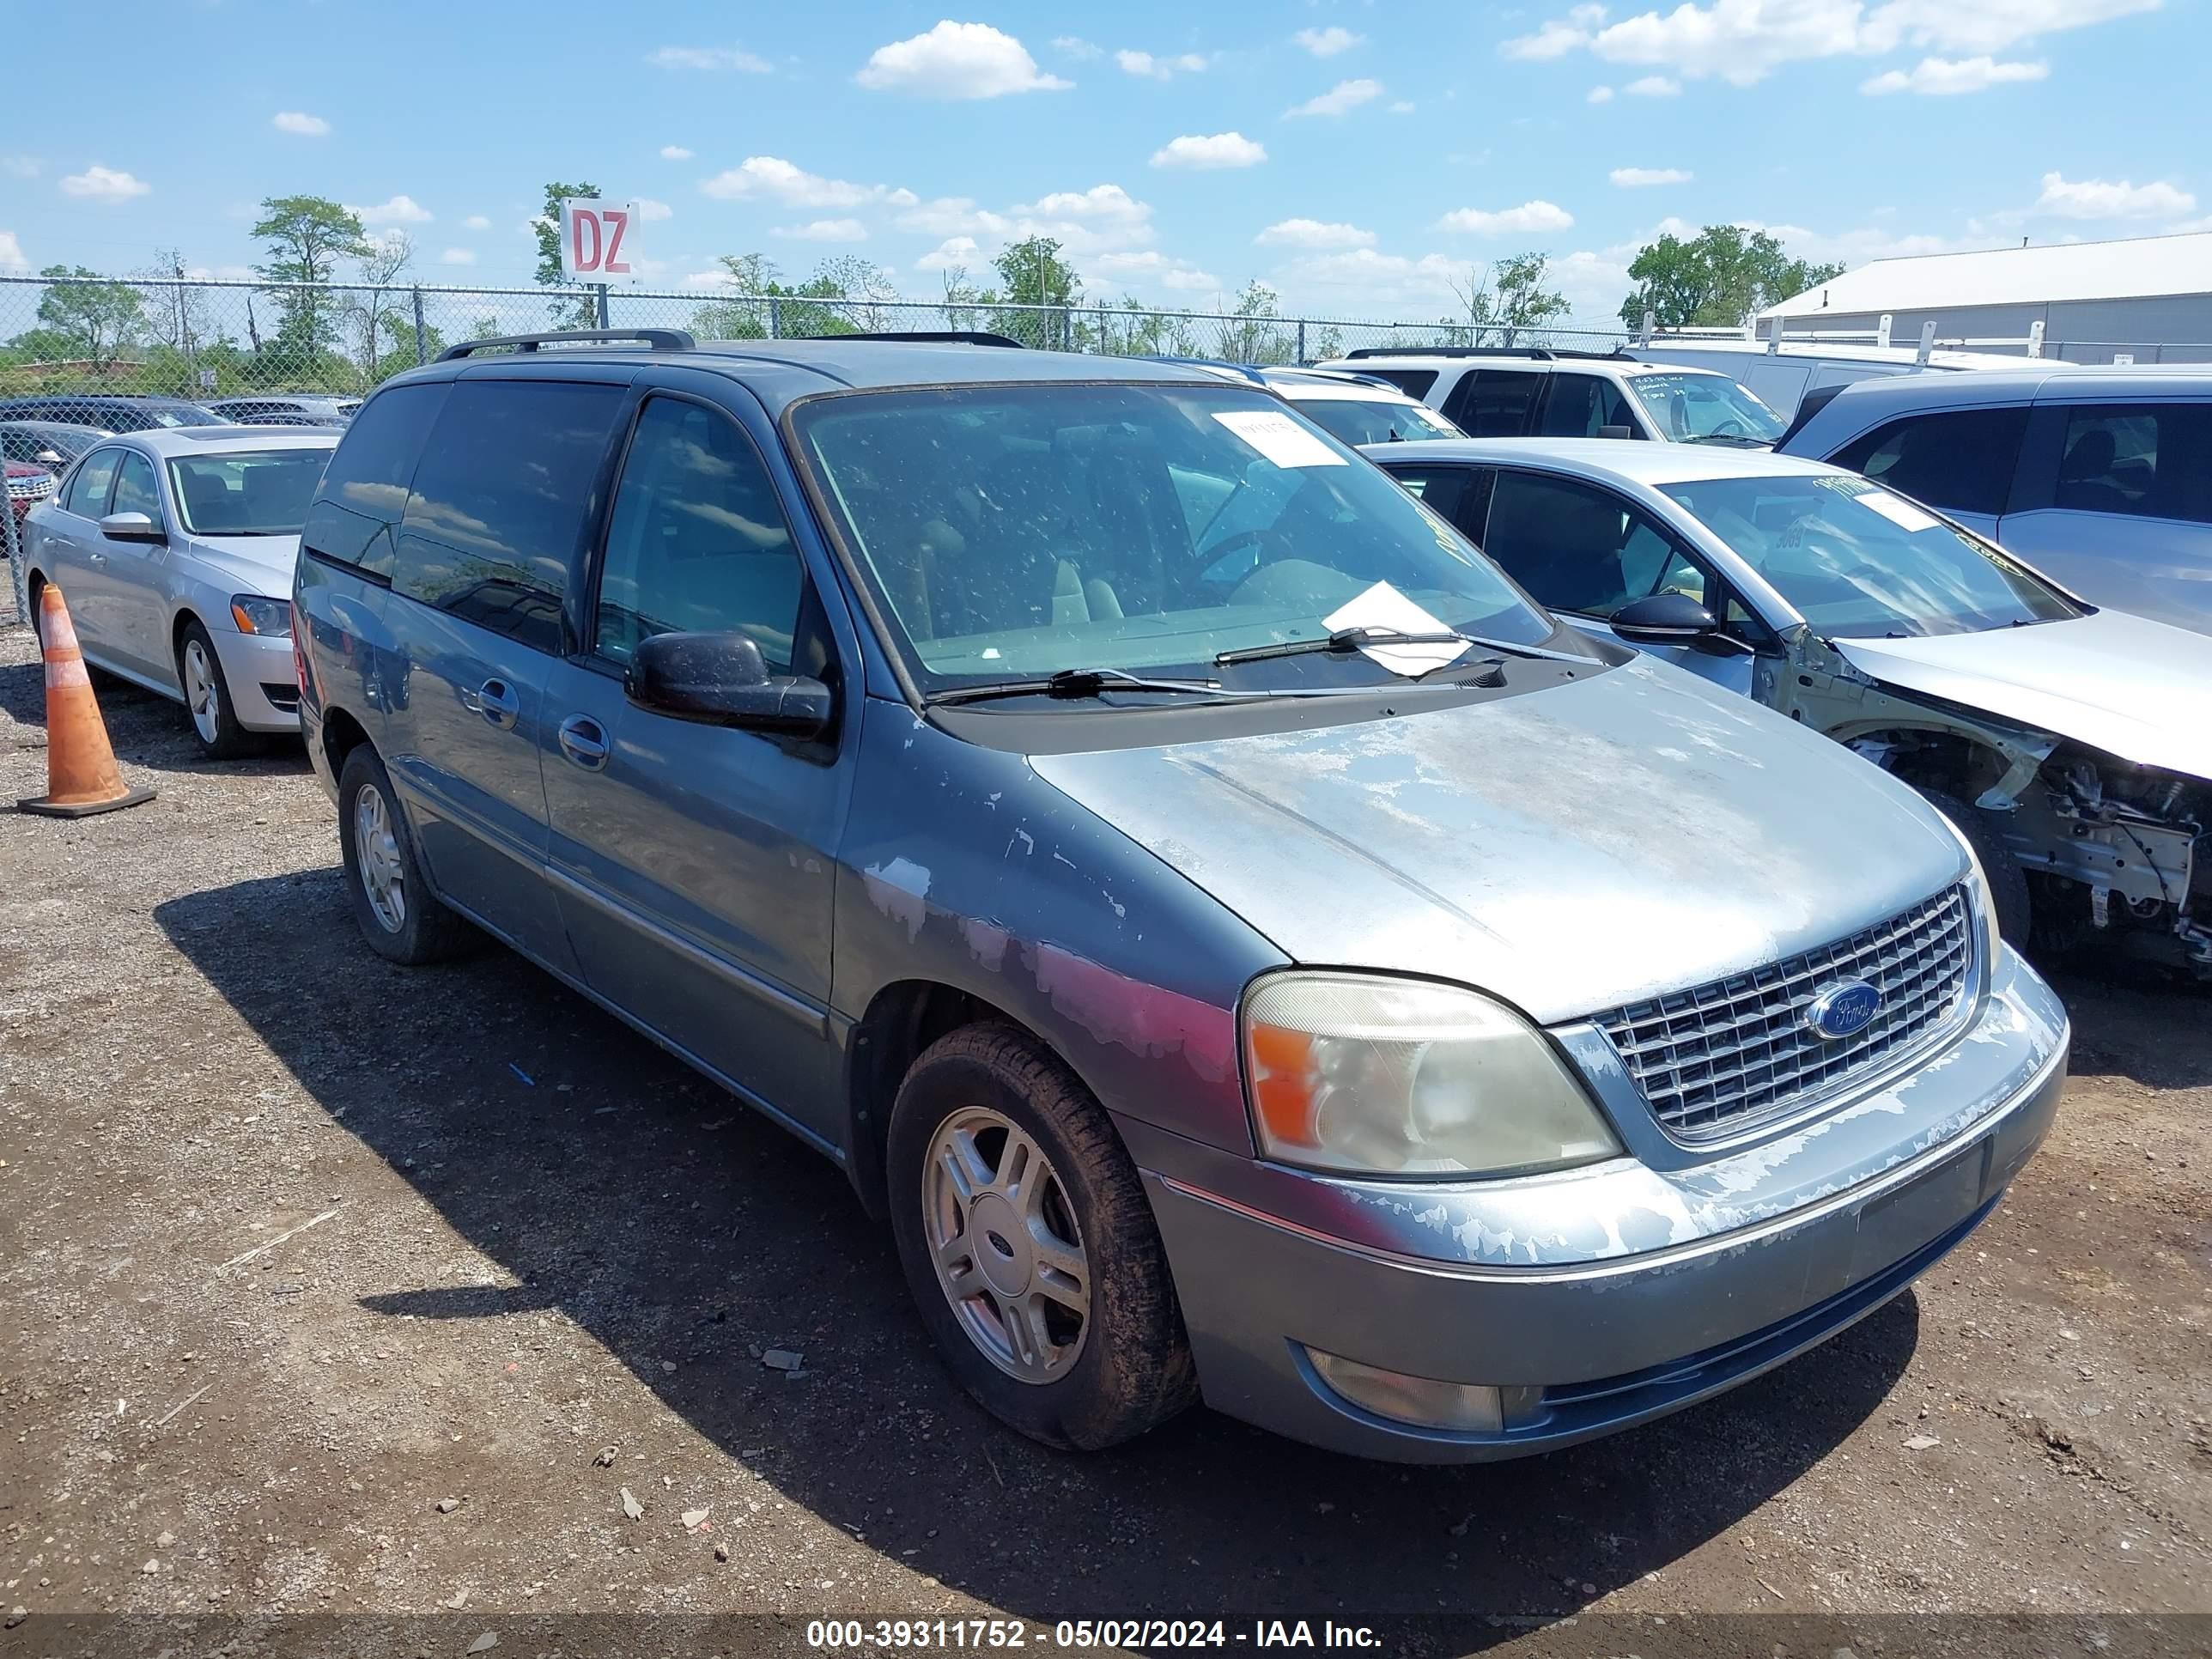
[805,1620,1383,1650]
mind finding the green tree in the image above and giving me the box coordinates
[1213,279,1295,365]
[252,196,371,361]
[991,236,1082,347]
[535,180,602,330]
[347,231,416,385]
[1619,225,1844,329]
[34,266,146,369]
[1441,252,1571,347]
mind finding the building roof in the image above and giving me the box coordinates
[1760,231,2212,320]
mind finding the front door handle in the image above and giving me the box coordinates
[557,714,610,771]
[471,678,520,730]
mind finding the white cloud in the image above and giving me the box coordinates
[1090,249,1221,292]
[1862,55,2048,93]
[1255,218,1376,249]
[1625,74,1681,95]
[2033,171,2197,220]
[59,164,149,203]
[1547,249,1638,317]
[915,235,983,270]
[1052,36,1103,58]
[2,155,40,179]
[659,144,695,161]
[1293,26,1364,57]
[647,45,772,72]
[699,155,906,209]
[900,183,1157,258]
[680,268,740,291]
[1118,49,1210,79]
[1611,166,1693,186]
[0,231,26,270]
[1150,132,1267,169]
[438,247,477,266]
[635,198,672,222]
[1587,83,1616,100]
[1271,246,1466,307]
[1437,199,1577,234]
[271,111,330,137]
[773,217,870,241]
[897,197,1012,238]
[350,194,432,226]
[1389,99,1417,112]
[1504,0,2158,86]
[1285,77,1384,118]
[463,214,491,231]
[856,21,1070,98]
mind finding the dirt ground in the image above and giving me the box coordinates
[1,604,2207,1655]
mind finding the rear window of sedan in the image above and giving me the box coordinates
[168,449,333,536]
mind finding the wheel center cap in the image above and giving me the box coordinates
[968,1192,1030,1297]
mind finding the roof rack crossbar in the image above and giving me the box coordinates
[437,328,696,362]
[832,331,1026,348]
[1342,344,1628,362]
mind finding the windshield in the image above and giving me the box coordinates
[1293,396,1462,447]
[793,382,1553,694]
[1629,372,1784,445]
[167,448,331,535]
[1661,473,2082,638]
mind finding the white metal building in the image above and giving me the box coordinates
[1758,232,2212,364]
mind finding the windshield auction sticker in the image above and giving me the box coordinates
[1212,410,1348,468]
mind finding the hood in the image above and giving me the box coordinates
[1030,655,1966,1025]
[180,532,302,596]
[1833,607,2212,781]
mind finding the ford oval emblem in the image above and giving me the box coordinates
[1807,979,1882,1041]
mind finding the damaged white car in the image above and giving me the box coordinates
[1369,438,2212,975]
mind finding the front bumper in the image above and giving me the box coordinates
[1140,950,2068,1462]
[212,626,301,733]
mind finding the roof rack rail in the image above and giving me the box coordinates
[437,328,696,362]
[1341,344,1626,362]
[835,331,1026,348]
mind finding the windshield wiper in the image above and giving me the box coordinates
[927,666,1262,708]
[1214,625,1474,666]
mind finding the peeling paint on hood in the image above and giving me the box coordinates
[1033,654,1965,1025]
[1832,608,2212,781]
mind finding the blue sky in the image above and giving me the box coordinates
[5,0,2206,324]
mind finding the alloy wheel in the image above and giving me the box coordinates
[352,783,407,933]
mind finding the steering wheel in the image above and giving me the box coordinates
[1198,527,1268,589]
[1705,418,1748,441]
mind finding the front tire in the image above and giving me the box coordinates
[888,1023,1198,1450]
[1917,786,2031,945]
[336,744,473,965]
[178,619,258,760]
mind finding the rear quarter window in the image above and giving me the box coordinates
[390,379,625,653]
[1829,406,2028,518]
[303,382,451,579]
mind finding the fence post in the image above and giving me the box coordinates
[412,287,428,367]
[769,296,781,339]
[1297,320,1307,364]
[594,284,611,330]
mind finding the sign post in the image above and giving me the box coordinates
[558,199,638,333]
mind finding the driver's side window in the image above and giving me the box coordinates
[1482,471,1703,619]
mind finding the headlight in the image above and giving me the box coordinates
[229,594,292,638]
[1243,973,1624,1177]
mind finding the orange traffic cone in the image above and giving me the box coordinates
[17,585,156,818]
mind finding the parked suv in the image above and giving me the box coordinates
[1315,347,1785,447]
[1778,366,2212,636]
[294,328,2065,1462]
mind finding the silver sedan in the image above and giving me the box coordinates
[18,426,336,758]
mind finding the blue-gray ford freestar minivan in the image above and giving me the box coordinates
[292,329,2069,1462]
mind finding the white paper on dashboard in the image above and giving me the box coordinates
[1322,581,1471,676]
[1859,489,1941,534]
[1212,410,1347,469]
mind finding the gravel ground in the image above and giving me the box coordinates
[1,608,2207,1652]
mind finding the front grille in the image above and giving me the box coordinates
[6,477,54,501]
[1595,885,1974,1142]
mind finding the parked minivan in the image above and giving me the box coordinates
[1778,366,2212,636]
[294,330,2067,1462]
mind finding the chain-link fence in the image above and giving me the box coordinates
[0,272,1643,409]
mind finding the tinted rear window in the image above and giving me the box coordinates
[391,380,625,653]
[302,383,450,578]
[1352,367,1438,399]
[1830,407,2028,518]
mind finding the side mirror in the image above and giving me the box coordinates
[625,630,833,738]
[98,511,164,543]
[1597,423,1636,440]
[1608,591,1749,655]
[36,449,64,465]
